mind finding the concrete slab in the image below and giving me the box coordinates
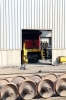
[0,50,21,67]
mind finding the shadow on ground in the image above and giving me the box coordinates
[28,60,52,65]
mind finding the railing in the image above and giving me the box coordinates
[40,41,49,49]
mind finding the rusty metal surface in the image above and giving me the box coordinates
[1,83,18,100]
[11,76,26,87]
[55,78,66,97]
[0,79,9,97]
[0,70,66,100]
[29,74,42,85]
[38,79,54,98]
[59,73,66,79]
[44,73,58,83]
[18,80,37,100]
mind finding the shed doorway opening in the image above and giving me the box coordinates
[21,29,52,65]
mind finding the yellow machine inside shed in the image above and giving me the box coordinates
[21,30,52,64]
[21,30,44,64]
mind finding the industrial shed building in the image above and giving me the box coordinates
[0,0,66,67]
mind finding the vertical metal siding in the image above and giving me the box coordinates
[21,0,66,49]
[0,1,1,48]
[65,0,66,48]
[0,0,21,50]
[1,0,4,49]
[0,0,66,49]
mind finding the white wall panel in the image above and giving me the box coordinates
[42,0,45,29]
[32,0,35,29]
[49,0,52,29]
[59,0,62,49]
[0,0,66,49]
[9,0,13,49]
[57,0,60,48]
[65,0,66,48]
[62,0,65,49]
[54,0,57,48]
[35,0,38,29]
[21,0,66,49]
[6,0,9,49]
[0,0,21,49]
[17,0,21,49]
[52,0,54,49]
[1,0,4,49]
[12,0,15,49]
[0,1,1,49]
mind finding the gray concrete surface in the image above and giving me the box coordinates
[23,60,66,73]
[0,60,66,81]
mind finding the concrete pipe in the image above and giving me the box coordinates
[55,78,66,96]
[1,83,18,100]
[29,74,42,85]
[38,79,54,98]
[44,73,58,83]
[18,79,37,100]
[0,79,9,97]
[11,76,26,88]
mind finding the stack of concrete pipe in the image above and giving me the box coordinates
[0,73,66,100]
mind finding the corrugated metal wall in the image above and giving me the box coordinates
[0,0,66,49]
[0,0,21,50]
[21,0,66,49]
